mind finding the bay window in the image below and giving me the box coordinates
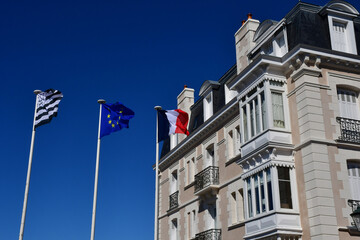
[241,89,266,142]
[245,166,293,219]
[245,168,273,218]
[240,79,287,144]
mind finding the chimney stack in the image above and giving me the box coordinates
[177,86,194,142]
[234,14,260,74]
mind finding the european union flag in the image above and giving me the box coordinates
[100,102,135,138]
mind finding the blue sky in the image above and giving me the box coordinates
[1,0,360,239]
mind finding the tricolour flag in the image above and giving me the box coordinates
[100,102,135,138]
[34,89,63,128]
[157,109,189,142]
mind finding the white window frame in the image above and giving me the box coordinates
[337,87,360,120]
[244,166,298,220]
[226,120,241,160]
[261,29,288,58]
[170,218,178,240]
[240,85,266,143]
[204,92,214,121]
[230,189,245,225]
[186,156,196,185]
[328,15,357,54]
[240,79,289,144]
[347,161,360,200]
[170,170,178,194]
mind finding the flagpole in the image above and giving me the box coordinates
[154,106,162,240]
[19,90,42,240]
[91,99,105,240]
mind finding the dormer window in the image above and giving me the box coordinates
[252,19,288,59]
[199,80,220,122]
[262,41,273,55]
[204,92,213,121]
[274,33,287,57]
[329,17,357,54]
[260,32,287,57]
[320,0,359,55]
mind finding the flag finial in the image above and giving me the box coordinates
[98,99,106,104]
[34,90,42,94]
[154,106,162,110]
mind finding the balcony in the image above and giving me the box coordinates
[194,166,219,196]
[194,229,221,240]
[348,199,360,211]
[336,117,360,144]
[168,191,179,211]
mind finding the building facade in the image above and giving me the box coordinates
[154,1,360,239]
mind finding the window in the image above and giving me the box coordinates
[241,90,266,142]
[347,161,360,200]
[240,80,287,143]
[328,16,357,54]
[187,210,196,240]
[227,126,241,159]
[187,157,195,185]
[204,92,213,121]
[247,178,253,218]
[170,170,178,194]
[245,168,278,219]
[274,33,287,57]
[225,84,238,103]
[272,92,285,128]
[170,218,178,240]
[278,167,292,209]
[261,31,288,57]
[230,189,244,224]
[206,205,216,229]
[205,144,215,168]
[338,88,359,119]
[262,41,273,55]
[332,21,347,52]
[266,168,273,211]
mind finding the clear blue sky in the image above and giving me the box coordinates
[1,0,359,239]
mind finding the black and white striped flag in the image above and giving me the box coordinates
[35,89,63,128]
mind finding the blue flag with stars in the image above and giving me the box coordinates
[100,102,135,138]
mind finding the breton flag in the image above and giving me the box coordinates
[157,109,189,142]
[34,89,63,128]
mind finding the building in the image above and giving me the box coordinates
[154,1,360,239]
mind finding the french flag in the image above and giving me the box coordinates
[157,109,189,142]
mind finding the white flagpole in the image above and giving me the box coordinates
[90,99,106,240]
[154,106,162,240]
[19,90,42,240]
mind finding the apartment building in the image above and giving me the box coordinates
[154,1,360,239]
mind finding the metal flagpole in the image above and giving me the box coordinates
[154,106,162,240]
[19,90,42,240]
[90,99,106,240]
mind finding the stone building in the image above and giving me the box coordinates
[154,1,360,239]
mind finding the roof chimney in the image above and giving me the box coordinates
[177,86,194,141]
[234,14,260,74]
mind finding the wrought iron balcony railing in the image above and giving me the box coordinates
[194,229,221,240]
[194,166,219,194]
[337,117,360,144]
[169,191,179,210]
[348,199,360,212]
